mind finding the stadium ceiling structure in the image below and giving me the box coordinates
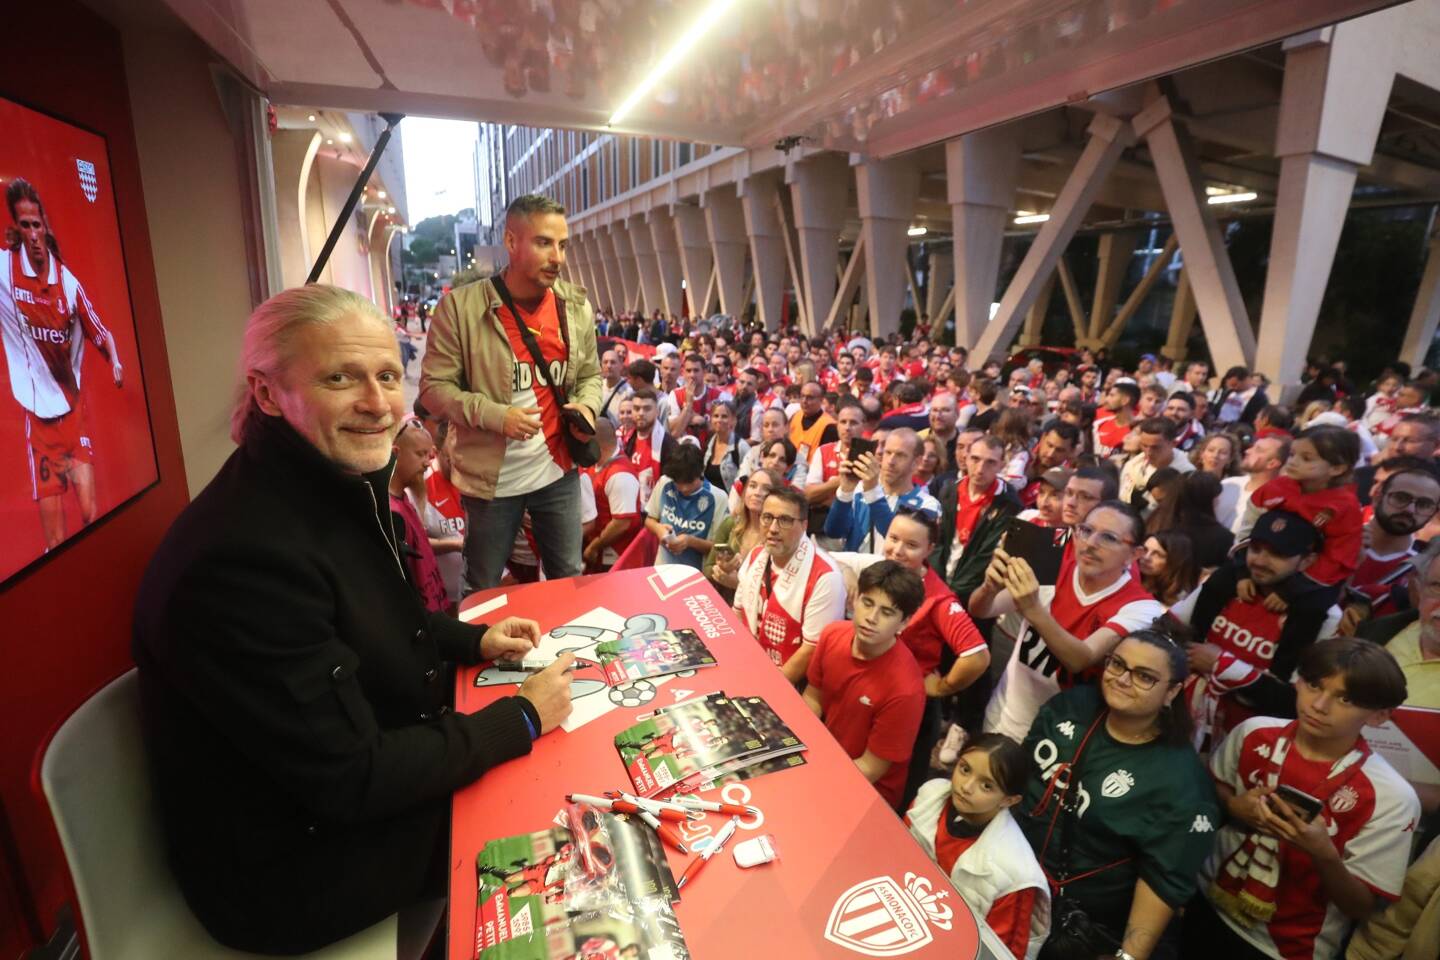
[161,0,1400,157]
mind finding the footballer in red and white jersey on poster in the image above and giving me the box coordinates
[0,96,157,582]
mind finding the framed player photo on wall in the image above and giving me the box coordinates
[0,94,158,586]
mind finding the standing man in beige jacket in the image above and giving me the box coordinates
[421,195,601,592]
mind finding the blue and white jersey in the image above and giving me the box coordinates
[647,476,729,568]
[823,483,941,554]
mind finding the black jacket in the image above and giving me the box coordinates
[930,478,1023,604]
[1180,561,1335,718]
[133,415,538,954]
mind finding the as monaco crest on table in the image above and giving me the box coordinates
[824,873,954,957]
[75,158,98,202]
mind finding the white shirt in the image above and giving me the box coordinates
[1215,475,1248,531]
[1118,447,1195,505]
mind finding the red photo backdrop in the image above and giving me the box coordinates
[0,95,158,583]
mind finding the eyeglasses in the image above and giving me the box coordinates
[1383,490,1439,514]
[1103,654,1165,691]
[1074,523,1134,549]
[758,513,801,529]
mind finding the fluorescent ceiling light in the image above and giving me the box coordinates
[1207,192,1257,205]
[907,226,927,237]
[608,0,739,126]
[1013,213,1050,225]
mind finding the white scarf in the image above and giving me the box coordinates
[735,535,819,631]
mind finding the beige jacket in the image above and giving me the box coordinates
[420,276,601,499]
[1347,833,1440,960]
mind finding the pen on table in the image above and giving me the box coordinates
[676,816,738,891]
[565,793,688,822]
[612,791,703,820]
[568,793,690,852]
[671,794,760,817]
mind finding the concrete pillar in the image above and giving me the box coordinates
[790,154,849,335]
[1018,274,1056,347]
[1402,218,1440,369]
[948,126,1021,350]
[973,115,1134,363]
[1134,96,1255,374]
[740,173,788,331]
[1088,230,1139,348]
[704,190,749,319]
[1161,268,1198,362]
[610,223,641,313]
[629,214,665,315]
[925,247,954,325]
[647,207,685,319]
[1254,30,1391,390]
[565,233,587,293]
[673,204,714,319]
[597,230,626,314]
[272,128,322,290]
[856,155,921,339]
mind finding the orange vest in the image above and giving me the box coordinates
[788,411,835,463]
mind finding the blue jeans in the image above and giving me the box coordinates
[460,470,583,594]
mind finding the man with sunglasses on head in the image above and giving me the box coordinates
[733,484,846,685]
[969,500,1164,741]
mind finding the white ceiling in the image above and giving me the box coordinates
[162,0,1402,156]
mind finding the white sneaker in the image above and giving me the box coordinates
[937,724,966,765]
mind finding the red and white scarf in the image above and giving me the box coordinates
[1210,722,1369,926]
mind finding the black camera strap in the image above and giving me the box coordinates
[490,272,570,411]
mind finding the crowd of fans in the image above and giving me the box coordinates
[394,312,1440,960]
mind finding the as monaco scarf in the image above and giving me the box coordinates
[1210,722,1368,926]
[735,535,818,633]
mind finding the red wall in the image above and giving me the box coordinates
[0,1,190,953]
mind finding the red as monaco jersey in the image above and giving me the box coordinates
[1349,547,1416,616]
[1207,719,1418,960]
[814,441,843,483]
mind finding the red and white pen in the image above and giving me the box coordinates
[676,817,738,891]
[566,793,689,822]
[671,794,760,817]
[611,791,702,820]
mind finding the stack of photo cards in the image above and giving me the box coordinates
[613,693,806,798]
[475,803,689,960]
[594,629,718,685]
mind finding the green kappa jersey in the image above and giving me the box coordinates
[1018,685,1220,930]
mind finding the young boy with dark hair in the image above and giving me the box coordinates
[1188,637,1420,960]
[804,560,927,809]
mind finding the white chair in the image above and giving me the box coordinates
[39,669,441,960]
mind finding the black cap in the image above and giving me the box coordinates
[1248,509,1319,558]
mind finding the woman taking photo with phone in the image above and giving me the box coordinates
[1018,627,1219,960]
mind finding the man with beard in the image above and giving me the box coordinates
[1170,509,1343,747]
[922,390,960,469]
[1093,380,1139,460]
[1339,466,1440,631]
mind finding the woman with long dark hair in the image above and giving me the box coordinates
[1139,530,1200,606]
[1146,471,1234,571]
[1019,627,1219,960]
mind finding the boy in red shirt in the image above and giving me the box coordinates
[804,560,927,809]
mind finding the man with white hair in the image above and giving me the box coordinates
[133,285,576,953]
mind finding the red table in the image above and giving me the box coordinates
[451,566,1001,960]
